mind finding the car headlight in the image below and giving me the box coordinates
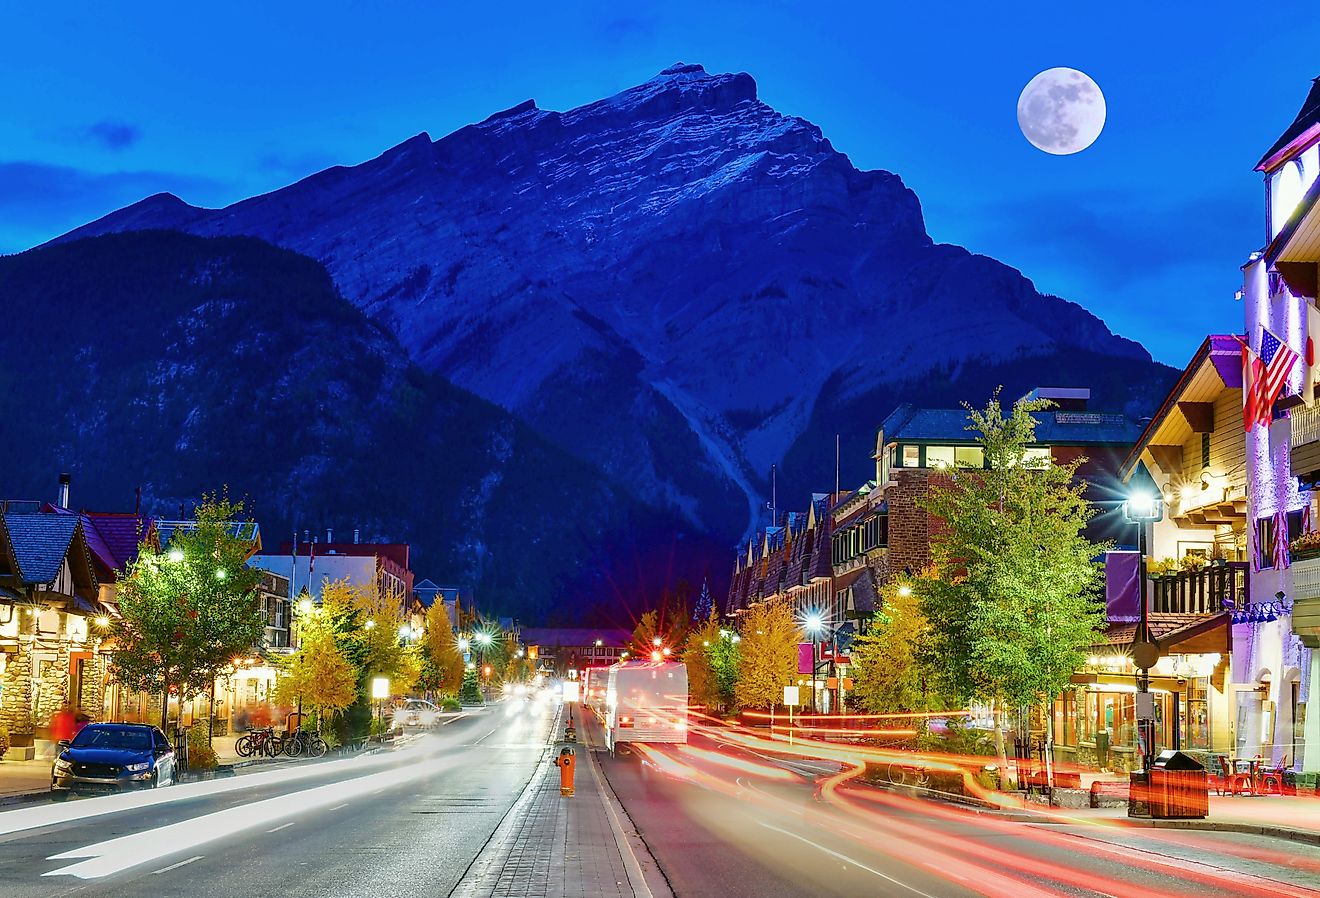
[54,759,72,772]
[126,762,151,772]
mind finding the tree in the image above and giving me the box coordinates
[850,572,943,714]
[422,601,465,695]
[111,494,265,731]
[683,611,740,717]
[275,625,358,725]
[692,579,714,623]
[733,600,801,711]
[920,394,1107,785]
[458,666,483,705]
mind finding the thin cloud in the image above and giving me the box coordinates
[82,120,141,151]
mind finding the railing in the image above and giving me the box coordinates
[1150,561,1248,615]
[1291,403,1320,448]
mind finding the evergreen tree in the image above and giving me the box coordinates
[459,666,484,705]
[692,579,713,623]
[920,394,1107,784]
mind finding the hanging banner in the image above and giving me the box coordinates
[1105,551,1141,622]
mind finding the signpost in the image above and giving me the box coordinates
[783,685,801,745]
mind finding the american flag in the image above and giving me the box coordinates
[1254,328,1299,424]
[1273,509,1291,571]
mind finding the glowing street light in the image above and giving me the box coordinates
[475,631,493,647]
[215,569,228,581]
[364,619,376,630]
[298,598,313,615]
[652,635,662,646]
[94,615,110,629]
[398,624,412,639]
[595,639,603,647]
[897,585,913,598]
[457,637,470,651]
[166,548,185,563]
[803,612,825,636]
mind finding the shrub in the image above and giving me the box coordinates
[186,726,218,771]
[439,696,461,712]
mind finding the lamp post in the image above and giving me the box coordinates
[803,612,825,715]
[1123,491,1164,772]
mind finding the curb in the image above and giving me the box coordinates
[871,781,1320,845]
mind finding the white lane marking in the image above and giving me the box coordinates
[266,822,295,833]
[328,803,348,811]
[758,822,940,898]
[43,752,471,879]
[0,731,458,838]
[150,856,202,874]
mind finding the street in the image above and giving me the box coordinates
[0,704,553,898]
[598,722,1320,898]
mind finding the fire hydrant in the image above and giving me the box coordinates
[555,746,576,796]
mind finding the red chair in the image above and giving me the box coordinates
[1257,756,1286,795]
[1218,756,1252,795]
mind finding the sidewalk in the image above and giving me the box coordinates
[452,708,669,898]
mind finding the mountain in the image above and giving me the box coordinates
[57,62,1175,546]
[0,231,715,624]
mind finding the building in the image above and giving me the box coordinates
[251,533,414,611]
[726,497,835,622]
[873,388,1144,576]
[1240,75,1320,777]
[519,627,632,675]
[0,498,104,758]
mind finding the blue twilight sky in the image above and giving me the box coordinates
[3,1,1318,365]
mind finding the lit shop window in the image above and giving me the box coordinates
[954,446,984,468]
[902,445,920,467]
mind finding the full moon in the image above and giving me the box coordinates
[1017,67,1106,155]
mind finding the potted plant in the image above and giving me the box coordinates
[1290,530,1320,561]
[1181,553,1207,572]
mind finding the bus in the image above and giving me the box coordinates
[604,660,688,750]
[583,665,611,717]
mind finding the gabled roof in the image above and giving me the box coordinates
[1258,76,1320,172]
[84,513,152,571]
[1119,336,1242,481]
[3,513,80,583]
[879,405,1140,446]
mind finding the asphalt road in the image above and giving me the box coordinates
[0,701,554,898]
[598,724,1320,898]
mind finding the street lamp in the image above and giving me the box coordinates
[298,598,313,615]
[1123,490,1164,772]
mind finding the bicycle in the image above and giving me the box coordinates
[283,729,328,759]
[235,727,283,758]
[886,760,932,788]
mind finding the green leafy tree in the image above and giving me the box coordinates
[683,612,740,717]
[920,394,1107,783]
[734,600,801,711]
[111,494,265,731]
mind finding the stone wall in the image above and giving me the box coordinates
[0,642,34,742]
[32,643,70,726]
[78,651,108,721]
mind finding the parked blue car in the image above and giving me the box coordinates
[51,723,176,800]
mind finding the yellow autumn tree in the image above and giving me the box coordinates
[423,600,466,694]
[275,623,357,723]
[734,600,802,711]
[850,572,945,713]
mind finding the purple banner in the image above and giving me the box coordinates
[1105,551,1141,622]
[798,642,814,674]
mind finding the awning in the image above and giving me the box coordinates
[1093,612,1230,656]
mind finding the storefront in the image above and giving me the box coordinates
[1054,647,1231,771]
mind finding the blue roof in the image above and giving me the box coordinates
[881,404,1141,446]
[3,514,80,584]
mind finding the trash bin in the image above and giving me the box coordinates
[1147,750,1208,819]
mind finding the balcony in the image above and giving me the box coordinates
[1291,403,1320,484]
[1150,561,1248,615]
[1291,553,1320,648]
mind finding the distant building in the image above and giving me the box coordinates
[251,533,414,612]
[519,627,631,674]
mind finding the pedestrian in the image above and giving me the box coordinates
[49,705,76,755]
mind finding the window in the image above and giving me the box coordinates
[901,445,919,468]
[1023,447,1051,468]
[1257,509,1306,568]
[954,446,984,468]
[925,446,954,469]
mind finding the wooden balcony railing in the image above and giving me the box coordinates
[1150,561,1248,615]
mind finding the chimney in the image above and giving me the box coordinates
[353,528,360,544]
[326,528,333,544]
[57,473,70,509]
